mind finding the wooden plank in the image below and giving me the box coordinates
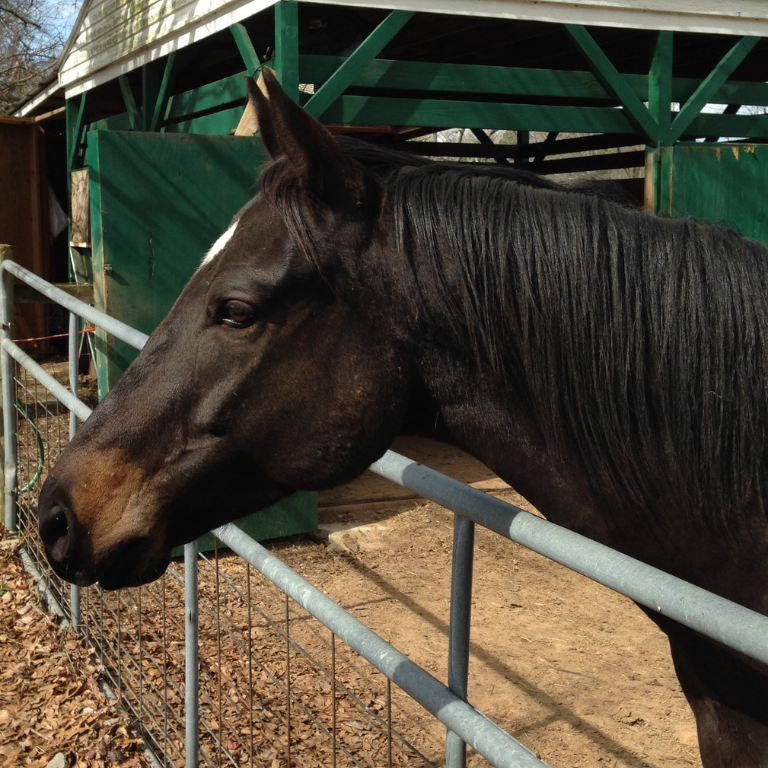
[304,11,414,119]
[301,54,768,108]
[301,54,629,101]
[275,0,299,101]
[118,75,141,131]
[230,22,261,76]
[150,51,177,131]
[670,36,760,142]
[648,31,673,147]
[565,24,658,143]
[685,111,768,139]
[390,132,642,160]
[164,105,243,135]
[165,71,248,122]
[319,95,637,134]
[70,170,90,247]
[16,283,94,305]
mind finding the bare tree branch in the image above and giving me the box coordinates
[0,3,41,29]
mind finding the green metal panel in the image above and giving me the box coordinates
[87,128,317,543]
[657,143,768,245]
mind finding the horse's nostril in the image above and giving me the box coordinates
[39,504,73,556]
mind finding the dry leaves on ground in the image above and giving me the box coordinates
[0,526,152,768]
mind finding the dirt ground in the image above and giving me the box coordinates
[0,426,702,768]
[307,436,702,768]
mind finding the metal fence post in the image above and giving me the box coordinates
[446,515,475,768]
[68,311,81,625]
[0,251,17,532]
[185,541,200,767]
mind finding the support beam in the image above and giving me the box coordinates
[565,24,658,144]
[66,93,89,172]
[141,63,160,132]
[648,31,673,147]
[150,52,177,132]
[304,10,414,119]
[470,129,509,165]
[669,36,759,143]
[275,1,299,102]
[230,23,261,76]
[118,76,141,131]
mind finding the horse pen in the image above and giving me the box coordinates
[2,259,768,768]
[6,3,768,766]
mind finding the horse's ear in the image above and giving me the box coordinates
[248,69,349,205]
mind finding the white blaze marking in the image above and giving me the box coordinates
[201,218,240,266]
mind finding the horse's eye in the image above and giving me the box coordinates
[219,300,256,328]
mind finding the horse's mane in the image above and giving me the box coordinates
[261,137,768,533]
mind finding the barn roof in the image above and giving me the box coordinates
[54,0,768,99]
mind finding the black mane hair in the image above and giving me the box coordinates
[261,137,768,533]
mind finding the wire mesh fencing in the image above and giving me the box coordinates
[6,259,768,768]
[8,351,443,768]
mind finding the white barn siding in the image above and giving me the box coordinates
[60,0,768,97]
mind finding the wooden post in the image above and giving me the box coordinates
[0,244,10,526]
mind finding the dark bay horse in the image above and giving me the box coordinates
[38,70,768,767]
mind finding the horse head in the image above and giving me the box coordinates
[37,71,413,589]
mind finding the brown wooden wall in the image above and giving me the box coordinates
[0,116,51,355]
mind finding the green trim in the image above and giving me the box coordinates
[686,111,768,139]
[118,75,141,131]
[648,31,673,147]
[164,105,243,135]
[150,51,177,132]
[90,112,132,132]
[670,36,760,142]
[320,95,637,133]
[301,54,768,108]
[275,0,299,101]
[67,93,89,172]
[86,132,109,399]
[230,23,261,76]
[141,63,159,132]
[565,24,658,143]
[165,71,247,123]
[301,54,631,100]
[304,11,414,119]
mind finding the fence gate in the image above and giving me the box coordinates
[3,258,768,768]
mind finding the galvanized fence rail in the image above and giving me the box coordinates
[3,257,768,768]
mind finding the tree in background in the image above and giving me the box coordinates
[0,0,77,113]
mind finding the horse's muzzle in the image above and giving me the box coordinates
[37,486,97,586]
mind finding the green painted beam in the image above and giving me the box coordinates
[320,95,637,134]
[141,63,159,132]
[67,93,89,171]
[164,105,243,135]
[301,54,768,108]
[304,11,413,119]
[301,54,626,101]
[669,36,760,143]
[648,31,673,147]
[565,24,658,143]
[685,111,768,139]
[275,0,299,101]
[165,71,248,122]
[150,51,177,132]
[118,75,141,131]
[230,23,261,76]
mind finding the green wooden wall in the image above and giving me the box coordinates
[651,143,768,246]
[87,129,317,546]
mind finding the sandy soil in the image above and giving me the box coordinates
[305,436,702,768]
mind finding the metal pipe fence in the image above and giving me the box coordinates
[3,258,768,768]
